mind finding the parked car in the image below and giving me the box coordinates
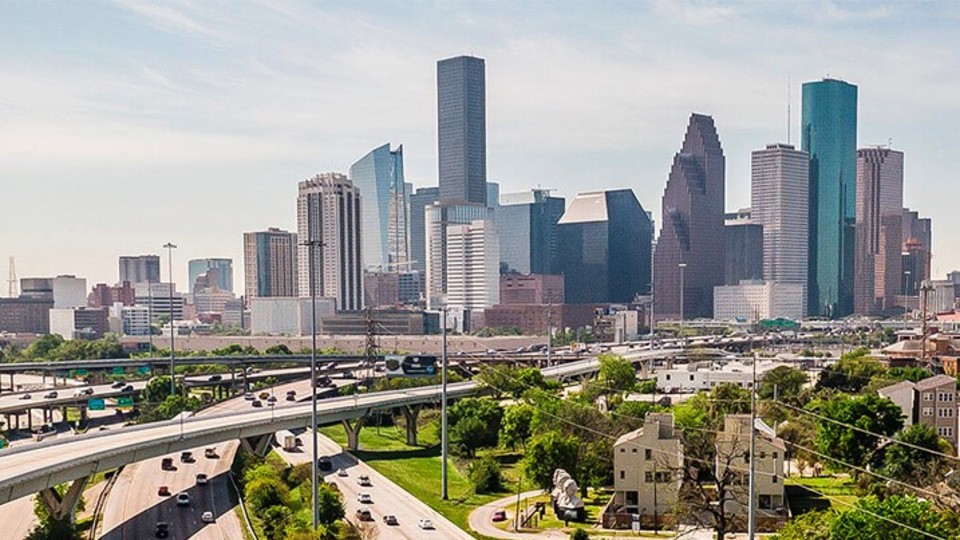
[201,511,215,523]
[355,508,372,521]
[196,473,208,485]
[418,518,434,529]
[157,486,170,496]
[383,515,398,526]
[204,447,218,459]
[491,510,507,522]
[357,475,371,486]
[357,493,372,504]
[155,522,170,538]
[175,492,191,507]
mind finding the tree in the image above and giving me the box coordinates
[23,334,65,360]
[759,366,808,402]
[636,379,657,394]
[143,376,181,404]
[772,510,834,540]
[597,353,636,393]
[814,393,903,473]
[315,483,345,524]
[265,344,293,355]
[262,505,293,540]
[448,398,502,450]
[570,529,590,540]
[26,484,84,540]
[451,416,488,457]
[500,403,535,449]
[830,495,957,539]
[245,476,290,513]
[816,348,886,393]
[523,431,580,489]
[468,455,503,493]
[882,423,951,487]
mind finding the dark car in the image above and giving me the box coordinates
[383,515,398,526]
[204,447,218,459]
[155,522,170,538]
[180,451,194,463]
[208,374,222,382]
[161,457,174,470]
[251,399,263,408]
[111,381,126,389]
[318,457,332,471]
[355,509,372,521]
[122,385,134,392]
[43,391,58,399]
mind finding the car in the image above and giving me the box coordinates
[175,492,191,507]
[251,399,262,408]
[157,486,170,496]
[155,522,170,538]
[243,393,255,401]
[43,391,58,399]
[285,394,297,402]
[161,457,174,470]
[491,510,507,522]
[204,447,218,459]
[314,376,332,387]
[258,391,270,400]
[266,395,277,403]
[355,508,373,521]
[336,468,348,477]
[383,515,398,526]
[19,394,31,400]
[122,384,133,392]
[196,473,208,485]
[318,457,332,471]
[111,381,126,389]
[325,362,337,370]
[201,511,215,523]
[357,493,372,504]
[208,374,222,382]
[75,388,94,396]
[180,451,194,463]
[418,518,434,529]
[357,475,371,486]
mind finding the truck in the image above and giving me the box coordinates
[277,430,297,451]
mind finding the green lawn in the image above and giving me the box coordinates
[318,420,534,538]
[786,475,858,512]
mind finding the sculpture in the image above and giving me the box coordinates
[551,469,585,521]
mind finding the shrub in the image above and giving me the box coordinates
[468,455,503,494]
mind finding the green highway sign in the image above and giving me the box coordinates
[88,398,105,411]
[112,367,125,375]
[74,369,89,376]
[138,366,151,375]
[117,397,134,408]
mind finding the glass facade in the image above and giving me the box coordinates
[438,56,486,205]
[802,78,857,317]
[187,258,233,292]
[409,186,440,273]
[498,189,565,275]
[349,143,408,271]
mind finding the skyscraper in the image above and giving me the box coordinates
[653,113,726,320]
[498,189,565,275]
[297,173,363,311]
[802,78,858,317]
[119,255,160,285]
[349,143,408,271]
[854,147,903,315]
[555,189,653,304]
[723,210,763,286]
[901,208,932,296]
[446,219,500,318]
[438,55,486,205]
[188,258,233,292]
[409,186,440,274]
[424,202,493,308]
[751,143,810,309]
[243,228,298,298]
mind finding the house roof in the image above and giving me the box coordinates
[917,374,957,390]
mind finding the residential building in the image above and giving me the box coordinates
[653,113,726,320]
[713,281,805,322]
[498,189,565,274]
[424,202,493,308]
[605,413,683,528]
[243,228,298,299]
[500,274,564,305]
[297,173,364,311]
[119,255,160,285]
[445,219,499,326]
[656,359,788,393]
[802,78,858,317]
[716,415,787,523]
[0,298,53,334]
[854,147,904,315]
[350,143,409,271]
[409,186,440,273]
[437,55,486,205]
[724,210,764,285]
[555,189,653,304]
[751,143,809,307]
[249,297,335,336]
[879,375,958,452]
[188,258,233,293]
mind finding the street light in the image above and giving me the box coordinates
[163,243,177,397]
[301,237,324,531]
[678,262,687,338]
[441,303,449,500]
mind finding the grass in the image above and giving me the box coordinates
[786,475,858,512]
[318,420,535,539]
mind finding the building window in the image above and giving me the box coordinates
[938,408,954,418]
[620,470,625,480]
[939,392,954,402]
[923,407,934,417]
[924,392,934,401]
[666,374,671,381]
[655,471,671,483]
[689,374,695,381]
[645,471,654,483]
[632,448,638,453]
[760,451,766,459]
[772,475,778,484]
[939,427,954,438]
[759,495,772,509]
[645,449,652,460]
[620,448,625,453]
[773,452,778,460]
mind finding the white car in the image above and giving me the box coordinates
[357,475,371,486]
[175,492,190,507]
[336,468,348,477]
[357,493,372,504]
[201,511,215,523]
[418,518,434,529]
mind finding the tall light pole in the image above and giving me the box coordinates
[441,304,449,500]
[163,243,177,396]
[301,238,324,531]
[678,262,687,338]
[747,349,758,539]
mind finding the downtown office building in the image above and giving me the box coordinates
[243,228,298,299]
[350,143,409,272]
[854,147,904,315]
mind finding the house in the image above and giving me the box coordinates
[880,375,958,452]
[715,415,788,530]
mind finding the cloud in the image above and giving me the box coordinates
[107,0,223,39]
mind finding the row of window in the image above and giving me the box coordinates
[922,392,957,402]
[921,407,955,418]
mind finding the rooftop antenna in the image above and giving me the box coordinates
[7,257,17,298]
[786,76,792,145]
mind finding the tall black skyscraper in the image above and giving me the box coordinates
[437,55,486,205]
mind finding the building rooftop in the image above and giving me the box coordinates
[558,191,608,224]
[916,374,957,390]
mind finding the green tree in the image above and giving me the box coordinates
[468,455,503,493]
[759,366,808,402]
[451,416,489,457]
[523,431,579,489]
[570,529,590,540]
[155,394,201,418]
[265,344,294,355]
[772,510,833,540]
[882,423,951,487]
[814,393,903,473]
[143,376,180,404]
[245,476,290,514]
[816,348,885,393]
[315,483,345,525]
[830,495,957,539]
[636,379,657,394]
[448,397,502,449]
[262,505,293,540]
[597,353,636,393]
[23,334,65,360]
[500,403,535,449]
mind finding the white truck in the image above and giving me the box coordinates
[276,430,298,451]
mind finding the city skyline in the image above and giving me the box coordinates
[2,2,959,288]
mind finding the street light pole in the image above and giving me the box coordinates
[441,304,449,500]
[301,238,323,531]
[163,243,177,397]
[748,350,757,539]
[678,262,687,338]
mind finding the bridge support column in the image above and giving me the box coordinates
[400,404,422,446]
[38,477,88,523]
[27,410,33,431]
[341,414,368,451]
[240,434,273,456]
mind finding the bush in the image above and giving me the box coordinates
[570,528,590,540]
[468,455,503,494]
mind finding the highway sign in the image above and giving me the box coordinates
[74,369,89,377]
[112,367,124,375]
[88,398,105,411]
[117,397,134,408]
[138,366,151,375]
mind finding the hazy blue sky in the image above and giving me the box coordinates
[1,1,958,291]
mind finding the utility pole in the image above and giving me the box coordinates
[364,306,378,382]
[441,304,449,500]
[163,243,177,397]
[747,350,757,539]
[301,237,324,531]
[546,299,553,367]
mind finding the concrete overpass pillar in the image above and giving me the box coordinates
[79,406,88,424]
[341,414,368,451]
[400,404,422,446]
[26,410,33,431]
[38,476,88,523]
[240,434,273,456]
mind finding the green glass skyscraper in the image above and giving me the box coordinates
[802,78,857,318]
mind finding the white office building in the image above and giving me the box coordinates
[134,282,185,322]
[713,280,804,322]
[249,297,335,335]
[446,220,499,323]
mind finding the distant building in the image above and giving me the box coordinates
[244,228,298,299]
[134,282,185,322]
[21,276,87,309]
[0,298,53,334]
[188,258,233,293]
[297,173,364,311]
[901,208,932,297]
[424,202,493,308]
[119,255,160,285]
[49,307,109,340]
[605,413,682,528]
[879,374,958,454]
[498,189,565,275]
[88,282,135,308]
[500,274,564,305]
[482,303,599,335]
[249,297,335,335]
[555,189,653,304]
[657,359,789,393]
[446,219,499,327]
[803,78,858,317]
[321,309,430,336]
[654,113,726,320]
[921,279,956,313]
[724,210,764,285]
[716,415,787,524]
[713,281,805,322]
[112,304,150,336]
[438,55,486,206]
[350,143,409,271]
[364,270,423,308]
[409,186,440,274]
[854,147,904,315]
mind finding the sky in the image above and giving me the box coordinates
[1,0,959,293]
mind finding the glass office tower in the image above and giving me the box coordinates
[350,143,408,271]
[802,78,857,317]
[437,55,486,205]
